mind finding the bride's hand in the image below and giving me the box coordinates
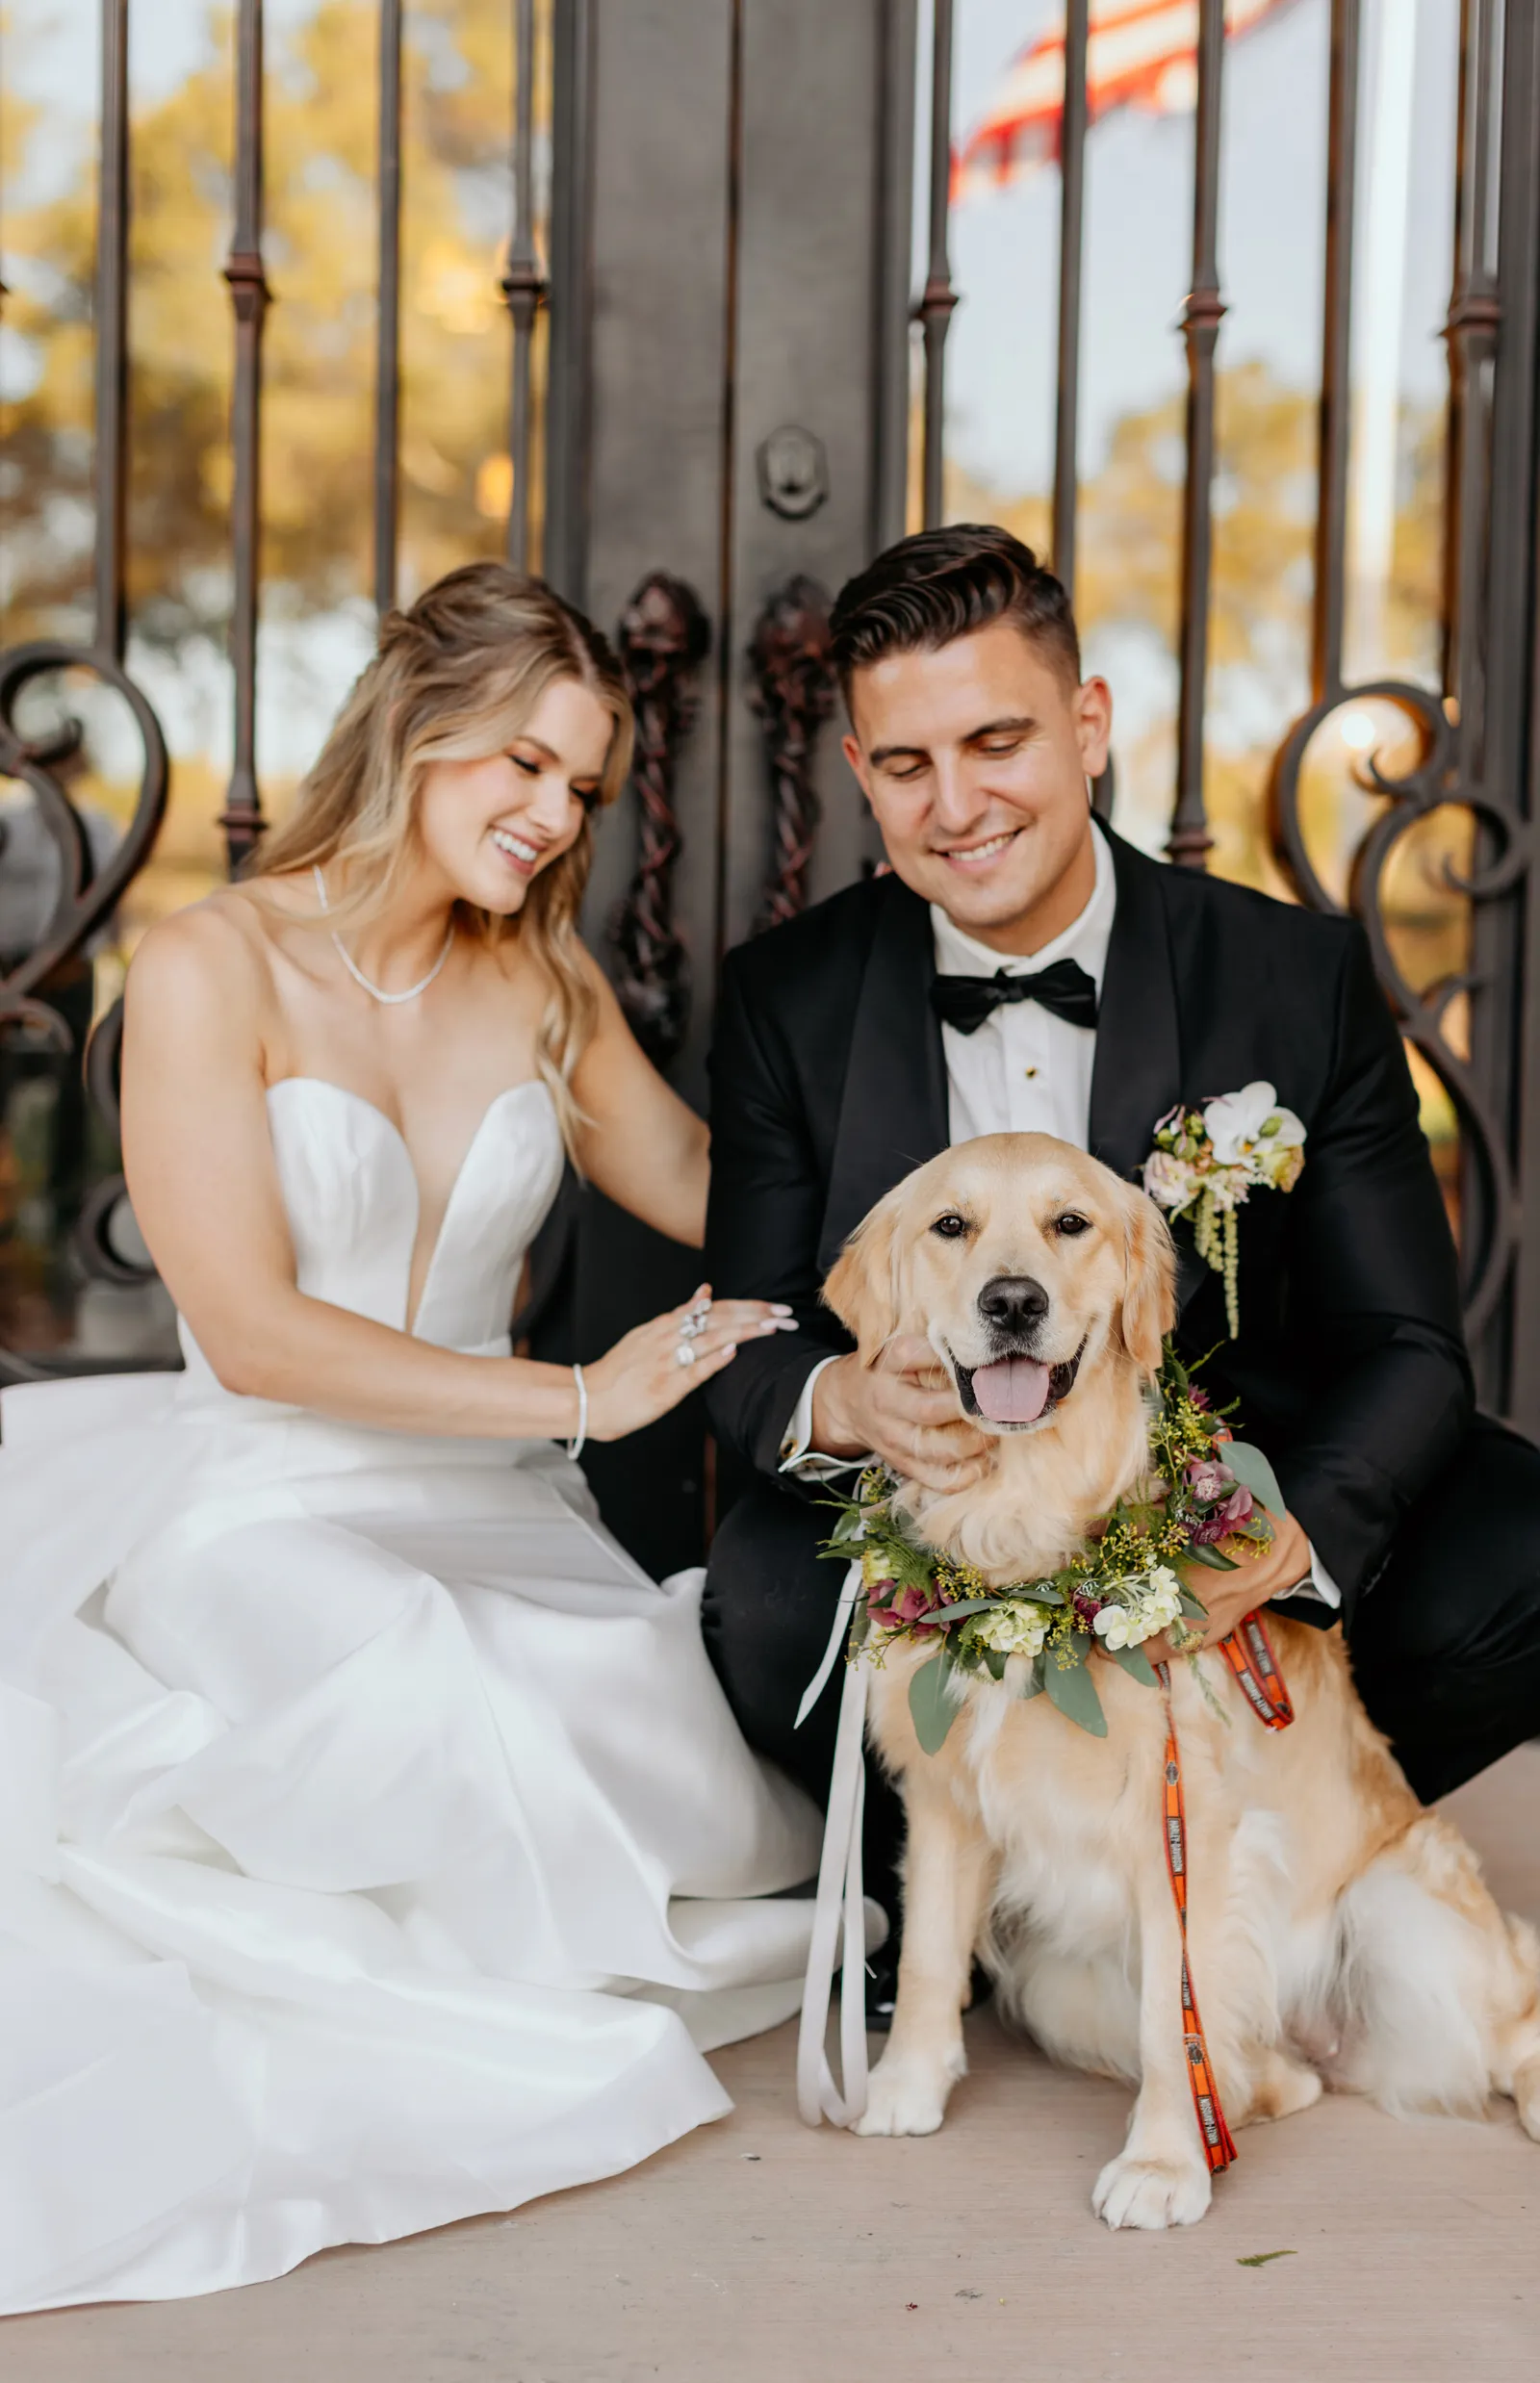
[583,1284,796,1442]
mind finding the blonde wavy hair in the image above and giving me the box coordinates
[250,562,633,1152]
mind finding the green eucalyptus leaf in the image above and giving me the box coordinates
[1105,1640,1161,1688]
[1178,1587,1211,1621]
[1043,1652,1108,1736]
[1221,1438,1286,1519]
[982,1647,1007,1682]
[909,1653,962,1756]
[1016,1653,1047,1700]
[1185,1541,1240,1573]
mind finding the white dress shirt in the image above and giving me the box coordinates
[932,811,1115,1150]
[778,827,1337,1606]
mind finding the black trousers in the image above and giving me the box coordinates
[701,1414,1540,1920]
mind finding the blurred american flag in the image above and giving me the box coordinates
[953,0,1301,198]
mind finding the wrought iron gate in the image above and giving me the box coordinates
[3,0,1538,1563]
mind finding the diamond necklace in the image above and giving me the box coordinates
[313,866,455,1006]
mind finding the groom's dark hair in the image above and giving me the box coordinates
[829,525,1080,704]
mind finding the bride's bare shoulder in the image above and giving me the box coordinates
[126,880,305,1031]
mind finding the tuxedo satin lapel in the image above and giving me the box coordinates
[820,878,948,1273]
[1087,832,1206,1317]
[1088,832,1181,1176]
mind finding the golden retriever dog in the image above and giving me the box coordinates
[824,1132,1540,2230]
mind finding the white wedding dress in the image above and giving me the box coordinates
[0,1078,822,2314]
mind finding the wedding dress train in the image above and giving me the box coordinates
[0,1078,822,2313]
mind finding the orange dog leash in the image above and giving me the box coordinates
[1157,1610,1294,2175]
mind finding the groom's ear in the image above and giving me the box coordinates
[822,1190,907,1361]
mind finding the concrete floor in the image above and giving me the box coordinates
[8,1745,1540,2383]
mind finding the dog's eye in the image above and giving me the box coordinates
[930,1212,970,1240]
[1055,1212,1092,1238]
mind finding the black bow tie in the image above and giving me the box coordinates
[929,956,1100,1038]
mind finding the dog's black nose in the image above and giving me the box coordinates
[977,1274,1050,1334]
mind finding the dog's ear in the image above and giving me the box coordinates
[822,1186,907,1361]
[1116,1179,1177,1373]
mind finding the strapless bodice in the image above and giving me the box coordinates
[178,1077,563,1385]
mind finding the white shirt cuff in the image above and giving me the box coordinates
[1292,1540,1343,1610]
[778,1353,867,1479]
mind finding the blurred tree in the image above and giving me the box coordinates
[1,0,535,653]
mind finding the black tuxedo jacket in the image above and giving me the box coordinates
[703,824,1473,1624]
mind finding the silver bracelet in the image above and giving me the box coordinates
[565,1362,588,1462]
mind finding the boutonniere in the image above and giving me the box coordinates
[1142,1081,1306,1338]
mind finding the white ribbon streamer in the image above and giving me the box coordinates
[795,1557,870,2130]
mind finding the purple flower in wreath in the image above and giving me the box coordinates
[1188,1387,1212,1411]
[1071,1588,1105,1628]
[1187,1482,1256,1546]
[1185,1455,1236,1503]
[889,1581,946,1636]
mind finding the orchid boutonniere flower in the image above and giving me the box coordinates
[1142,1081,1306,1337]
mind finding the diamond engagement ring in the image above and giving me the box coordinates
[674,1340,699,1369]
[679,1306,710,1341]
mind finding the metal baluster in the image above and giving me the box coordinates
[1440,0,1512,1361]
[221,0,270,876]
[1168,0,1226,869]
[1310,0,1361,717]
[502,0,549,572]
[1054,0,1115,824]
[1051,0,1089,597]
[1270,0,1362,916]
[374,0,403,618]
[94,0,130,664]
[1442,0,1501,756]
[917,0,958,532]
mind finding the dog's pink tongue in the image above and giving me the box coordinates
[970,1357,1052,1424]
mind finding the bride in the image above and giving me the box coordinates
[0,564,823,2315]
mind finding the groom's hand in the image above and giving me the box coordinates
[1134,1508,1314,1669]
[811,1338,989,1492]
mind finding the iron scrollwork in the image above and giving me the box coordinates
[749,575,837,932]
[0,644,171,1376]
[608,572,710,1069]
[1270,687,1527,1345]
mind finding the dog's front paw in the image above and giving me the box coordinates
[1091,2151,1212,2231]
[855,2052,960,2138]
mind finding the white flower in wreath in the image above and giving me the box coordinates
[969,1600,1052,1660]
[1092,1570,1184,1651]
[1203,1079,1305,1165]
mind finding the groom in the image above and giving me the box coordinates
[700,524,1540,1976]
